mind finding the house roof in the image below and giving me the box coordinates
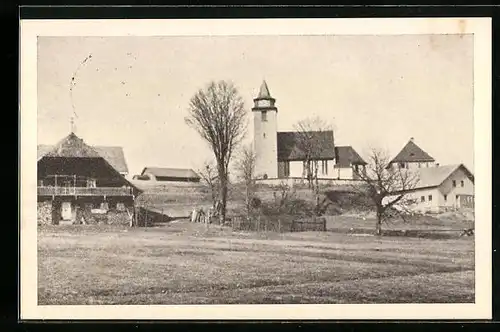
[335,146,367,167]
[390,138,435,163]
[141,167,200,179]
[37,132,140,192]
[413,164,474,189]
[277,131,335,161]
[256,80,273,100]
[37,133,129,174]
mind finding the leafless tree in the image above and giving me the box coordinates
[293,116,334,214]
[352,148,420,236]
[185,80,247,225]
[197,160,220,210]
[272,181,297,214]
[235,144,257,220]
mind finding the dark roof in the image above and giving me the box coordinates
[141,167,200,179]
[390,138,435,163]
[335,146,367,167]
[256,80,272,99]
[38,133,129,174]
[277,131,335,161]
[37,132,140,193]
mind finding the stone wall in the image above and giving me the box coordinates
[37,201,52,225]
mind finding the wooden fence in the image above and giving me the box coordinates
[231,214,327,233]
[291,216,327,232]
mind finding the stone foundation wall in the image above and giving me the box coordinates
[37,201,52,225]
[38,198,135,226]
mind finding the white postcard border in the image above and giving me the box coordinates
[20,17,492,320]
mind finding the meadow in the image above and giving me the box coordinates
[38,218,474,305]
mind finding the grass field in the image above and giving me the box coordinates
[38,219,474,305]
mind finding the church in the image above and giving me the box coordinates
[251,81,367,181]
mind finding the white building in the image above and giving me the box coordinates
[384,140,474,212]
[252,80,366,181]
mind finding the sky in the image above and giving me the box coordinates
[37,34,474,177]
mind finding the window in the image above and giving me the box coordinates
[444,195,447,202]
[399,162,405,169]
[421,196,425,202]
[461,180,464,187]
[428,195,432,201]
[321,160,328,175]
[261,111,267,122]
[263,133,266,138]
[452,180,457,187]
[284,161,290,177]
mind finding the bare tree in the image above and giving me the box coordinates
[235,144,257,220]
[197,160,219,210]
[185,80,247,225]
[293,116,334,214]
[352,148,420,236]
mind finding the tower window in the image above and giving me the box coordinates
[452,180,457,187]
[461,180,464,187]
[261,111,267,122]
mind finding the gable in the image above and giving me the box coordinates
[391,139,435,163]
[412,164,474,190]
[277,131,335,161]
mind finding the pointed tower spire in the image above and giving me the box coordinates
[258,80,272,99]
[252,80,277,111]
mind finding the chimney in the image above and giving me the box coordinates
[410,137,414,142]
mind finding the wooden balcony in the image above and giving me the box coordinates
[37,186,134,197]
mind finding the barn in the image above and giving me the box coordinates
[136,167,201,183]
[37,132,142,226]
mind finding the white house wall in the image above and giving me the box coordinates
[384,188,443,213]
[438,168,474,202]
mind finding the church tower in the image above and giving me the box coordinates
[252,80,278,179]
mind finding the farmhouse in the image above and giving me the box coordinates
[388,164,475,213]
[383,139,474,213]
[37,132,142,225]
[135,167,201,183]
[252,80,366,180]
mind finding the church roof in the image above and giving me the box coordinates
[277,131,335,161]
[390,138,435,163]
[334,146,367,167]
[255,80,273,100]
[37,132,129,174]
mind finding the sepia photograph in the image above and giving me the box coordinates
[20,18,491,320]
